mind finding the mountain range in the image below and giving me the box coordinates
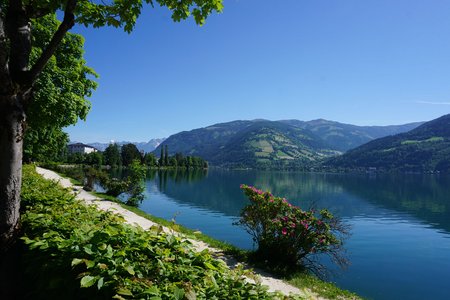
[79,115,450,172]
[153,119,423,169]
[85,138,165,153]
[325,114,450,173]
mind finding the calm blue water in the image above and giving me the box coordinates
[134,169,450,300]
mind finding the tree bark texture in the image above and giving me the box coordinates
[0,96,26,250]
[0,3,29,250]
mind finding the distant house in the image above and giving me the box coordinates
[68,143,98,154]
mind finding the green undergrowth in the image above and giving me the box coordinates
[91,191,248,260]
[20,165,294,299]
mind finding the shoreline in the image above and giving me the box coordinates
[35,166,317,298]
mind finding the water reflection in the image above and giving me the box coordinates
[152,169,450,235]
[140,169,450,300]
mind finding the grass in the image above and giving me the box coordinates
[401,136,444,145]
[58,168,361,299]
[287,273,361,300]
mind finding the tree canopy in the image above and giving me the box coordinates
[0,0,223,250]
[121,143,142,166]
[24,14,97,162]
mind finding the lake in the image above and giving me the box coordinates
[133,169,450,300]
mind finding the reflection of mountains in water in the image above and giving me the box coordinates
[153,170,450,234]
[327,174,450,234]
[154,169,249,216]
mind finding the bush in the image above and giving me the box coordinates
[235,185,349,272]
[125,160,146,206]
[98,160,146,206]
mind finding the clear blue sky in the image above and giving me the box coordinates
[66,0,450,143]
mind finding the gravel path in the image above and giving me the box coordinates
[36,167,321,299]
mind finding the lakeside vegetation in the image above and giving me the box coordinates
[45,163,361,299]
[19,165,289,299]
[63,143,208,170]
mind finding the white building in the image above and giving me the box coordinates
[68,143,98,154]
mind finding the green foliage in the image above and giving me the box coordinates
[164,145,169,166]
[102,177,129,197]
[74,0,223,31]
[20,165,289,299]
[24,127,69,163]
[125,160,146,206]
[104,144,122,167]
[160,147,165,167]
[156,147,207,169]
[24,13,97,162]
[85,151,104,166]
[66,153,82,164]
[121,143,142,167]
[236,185,348,272]
[144,153,157,167]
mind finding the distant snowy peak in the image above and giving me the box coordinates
[134,138,165,153]
[82,138,166,153]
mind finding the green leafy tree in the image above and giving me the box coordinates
[67,152,86,164]
[85,151,103,166]
[23,14,96,163]
[144,152,157,167]
[0,0,223,248]
[175,152,185,167]
[23,127,69,163]
[104,143,121,167]
[126,160,147,206]
[169,156,178,167]
[121,143,141,167]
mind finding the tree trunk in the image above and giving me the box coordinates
[0,94,26,250]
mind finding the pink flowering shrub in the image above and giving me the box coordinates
[236,184,348,270]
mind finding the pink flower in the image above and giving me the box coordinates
[281,228,287,235]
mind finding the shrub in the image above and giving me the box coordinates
[235,185,349,272]
[125,160,146,206]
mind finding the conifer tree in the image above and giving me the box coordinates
[159,146,164,167]
[164,145,169,166]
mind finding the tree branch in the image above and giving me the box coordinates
[26,0,77,86]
